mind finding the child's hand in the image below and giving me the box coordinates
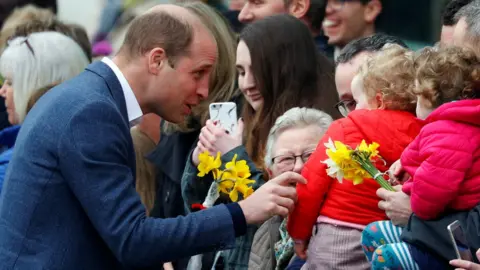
[450,249,480,270]
[294,240,308,260]
[388,159,409,185]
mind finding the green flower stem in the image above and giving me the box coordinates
[353,155,396,192]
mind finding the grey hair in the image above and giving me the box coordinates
[455,0,480,46]
[264,107,333,168]
[0,31,89,122]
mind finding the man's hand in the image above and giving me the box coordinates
[450,249,480,270]
[377,185,412,226]
[294,241,308,260]
[239,171,306,224]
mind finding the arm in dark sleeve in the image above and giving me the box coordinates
[58,101,241,267]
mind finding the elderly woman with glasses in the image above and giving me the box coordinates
[0,31,89,194]
[248,107,332,270]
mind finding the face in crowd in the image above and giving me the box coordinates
[323,0,381,47]
[150,22,217,123]
[334,52,372,116]
[267,125,321,178]
[0,77,17,125]
[236,40,264,111]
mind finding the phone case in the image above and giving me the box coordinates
[447,221,473,261]
[209,102,237,134]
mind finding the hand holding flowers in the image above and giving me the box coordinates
[196,151,256,208]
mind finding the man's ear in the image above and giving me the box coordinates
[364,0,382,24]
[147,48,168,75]
[288,0,310,19]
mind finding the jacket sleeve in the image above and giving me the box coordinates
[402,123,474,220]
[287,122,341,241]
[182,145,265,213]
[58,101,237,267]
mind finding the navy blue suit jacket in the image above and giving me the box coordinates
[0,61,238,269]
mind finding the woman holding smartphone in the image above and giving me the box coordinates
[182,14,340,269]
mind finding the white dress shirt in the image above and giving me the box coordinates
[102,57,143,126]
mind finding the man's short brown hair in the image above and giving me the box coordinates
[121,11,193,64]
[10,18,92,62]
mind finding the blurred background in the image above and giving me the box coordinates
[0,0,456,53]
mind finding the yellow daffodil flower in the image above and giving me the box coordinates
[197,151,221,177]
[358,140,380,158]
[229,177,256,202]
[322,138,395,191]
[196,151,256,203]
[224,154,252,180]
[218,179,235,194]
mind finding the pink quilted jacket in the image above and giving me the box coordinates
[402,99,480,220]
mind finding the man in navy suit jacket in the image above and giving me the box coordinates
[0,4,305,269]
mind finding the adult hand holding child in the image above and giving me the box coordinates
[377,186,412,226]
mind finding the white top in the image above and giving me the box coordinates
[102,57,143,126]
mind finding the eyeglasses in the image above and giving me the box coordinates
[7,36,35,57]
[327,0,358,11]
[271,150,315,171]
[335,99,356,117]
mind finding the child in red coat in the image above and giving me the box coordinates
[362,46,480,270]
[287,45,423,269]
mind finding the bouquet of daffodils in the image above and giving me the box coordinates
[196,151,256,208]
[322,138,395,191]
[188,151,256,270]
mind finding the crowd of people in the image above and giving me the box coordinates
[0,0,479,269]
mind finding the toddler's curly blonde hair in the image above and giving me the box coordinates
[414,46,480,108]
[358,44,417,113]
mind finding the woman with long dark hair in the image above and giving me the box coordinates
[182,14,340,269]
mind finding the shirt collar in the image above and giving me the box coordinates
[102,57,143,125]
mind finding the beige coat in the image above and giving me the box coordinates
[248,216,282,270]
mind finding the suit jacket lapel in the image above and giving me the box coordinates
[86,61,129,126]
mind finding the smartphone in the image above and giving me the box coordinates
[209,102,237,134]
[447,220,473,261]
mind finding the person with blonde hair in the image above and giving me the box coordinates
[288,45,423,269]
[0,31,89,193]
[363,45,480,270]
[0,4,54,50]
[9,17,92,62]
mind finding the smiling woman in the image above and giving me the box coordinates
[182,13,339,270]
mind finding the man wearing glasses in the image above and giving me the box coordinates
[334,34,408,117]
[323,0,382,59]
